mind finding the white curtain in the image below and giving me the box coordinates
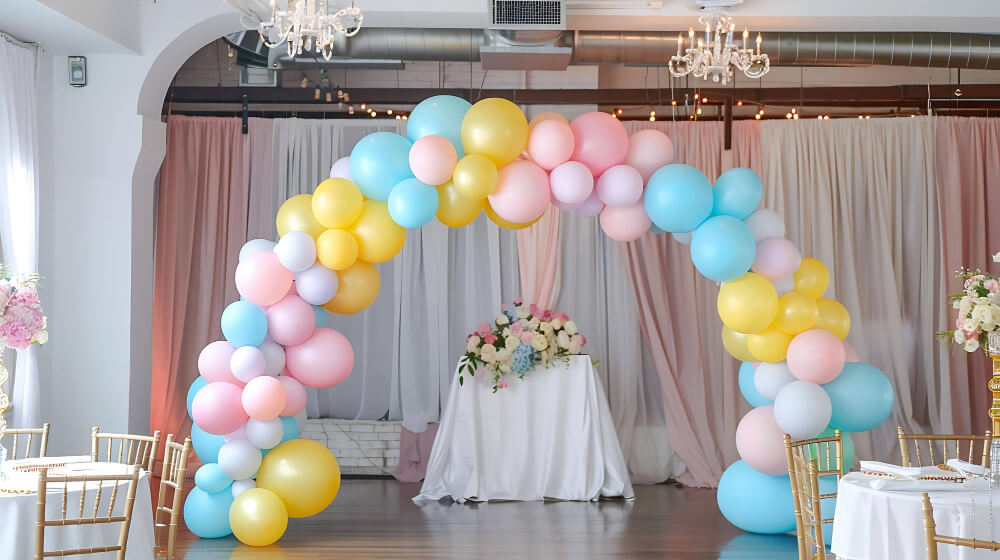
[0,33,40,431]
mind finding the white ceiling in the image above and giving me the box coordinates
[0,0,141,53]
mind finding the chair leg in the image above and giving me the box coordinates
[167,522,178,559]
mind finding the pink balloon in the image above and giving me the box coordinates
[409,135,458,186]
[277,375,307,416]
[487,160,551,224]
[550,161,594,205]
[596,165,644,207]
[569,112,629,176]
[751,238,802,281]
[575,190,605,217]
[235,251,294,307]
[266,294,316,346]
[526,120,575,171]
[553,197,583,211]
[198,341,241,385]
[735,406,788,475]
[192,382,248,435]
[625,129,675,182]
[230,346,266,383]
[843,340,859,362]
[241,376,286,421]
[599,201,651,242]
[787,329,846,384]
[330,156,351,180]
[285,327,355,389]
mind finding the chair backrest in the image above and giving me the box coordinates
[898,426,992,468]
[90,427,160,472]
[784,431,844,560]
[1,423,50,459]
[154,435,192,559]
[922,492,1000,559]
[35,465,141,559]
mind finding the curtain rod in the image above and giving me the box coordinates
[1,31,39,51]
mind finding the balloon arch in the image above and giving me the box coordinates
[183,95,895,545]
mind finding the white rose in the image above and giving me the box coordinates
[564,320,578,335]
[966,338,981,353]
[993,251,1000,263]
[517,309,530,319]
[954,330,966,344]
[557,330,571,349]
[496,348,512,364]
[531,333,549,351]
[954,299,962,309]
[35,330,48,345]
[528,318,540,330]
[480,344,498,362]
[569,338,582,354]
[964,318,978,332]
[500,362,513,374]
[518,319,531,329]
[496,314,510,326]
[960,296,973,318]
[540,322,554,335]
[466,336,481,353]
[542,347,555,362]
[505,336,521,350]
[551,318,563,330]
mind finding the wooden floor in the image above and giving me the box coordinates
[174,478,799,559]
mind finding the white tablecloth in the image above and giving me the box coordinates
[0,457,155,560]
[832,472,1000,560]
[415,355,634,503]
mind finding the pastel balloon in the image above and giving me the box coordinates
[198,341,238,385]
[624,129,674,182]
[722,326,756,362]
[747,326,792,364]
[187,377,207,418]
[752,238,802,282]
[285,327,355,389]
[349,200,406,263]
[793,258,830,299]
[235,251,294,307]
[314,306,327,327]
[277,375,307,417]
[574,189,605,218]
[736,406,787,475]
[230,488,288,547]
[350,132,414,201]
[283,415,302,444]
[738,362,773,407]
[312,178,363,229]
[329,156,351,180]
[230,346,266,383]
[569,112,629,176]
[257,439,341,518]
[406,95,471,157]
[274,231,317,273]
[824,362,894,432]
[266,294,316,346]
[744,208,786,243]
[315,229,359,271]
[596,165,644,207]
[526,119,575,171]
[460,97,529,167]
[388,178,439,228]
[452,154,499,200]
[222,300,268,347]
[224,425,247,442]
[754,362,795,400]
[192,382,248,435]
[774,291,820,335]
[528,111,568,128]
[487,159,551,224]
[259,339,286,377]
[194,463,232,494]
[713,168,763,219]
[183,487,234,538]
[322,261,380,315]
[239,239,276,262]
[191,425,225,464]
[484,200,542,230]
[436,180,484,228]
[231,479,256,499]
[690,216,757,283]
[786,329,846,384]
[550,161,594,205]
[773,380,832,439]
[246,417,285,450]
[295,262,339,305]
[242,376,286,421]
[276,194,324,239]
[218,438,263,481]
[409,135,458,186]
[600,202,651,242]
[717,460,795,534]
[815,298,851,340]
[644,164,713,233]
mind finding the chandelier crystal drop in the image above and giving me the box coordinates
[668,11,769,85]
[259,0,364,61]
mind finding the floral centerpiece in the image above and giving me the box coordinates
[937,256,1000,353]
[0,266,47,437]
[459,298,587,392]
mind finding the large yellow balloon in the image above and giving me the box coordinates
[460,98,529,167]
[721,325,756,362]
[312,178,363,229]
[815,298,851,340]
[323,260,380,315]
[774,291,820,335]
[529,111,569,128]
[276,194,324,239]
[436,180,484,228]
[793,258,830,299]
[229,488,288,547]
[484,200,541,230]
[452,155,499,200]
[257,439,341,519]
[348,200,406,263]
[717,273,779,335]
[747,326,793,363]
[316,228,359,271]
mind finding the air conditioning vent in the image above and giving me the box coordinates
[490,0,566,30]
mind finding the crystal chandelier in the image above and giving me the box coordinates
[668,11,769,84]
[259,0,363,61]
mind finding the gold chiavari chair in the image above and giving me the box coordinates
[34,465,141,559]
[784,431,844,560]
[922,492,1000,559]
[898,426,992,468]
[1,423,50,459]
[154,435,192,559]
[91,427,160,472]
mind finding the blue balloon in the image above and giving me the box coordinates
[717,460,796,534]
[713,168,763,220]
[738,362,772,407]
[719,533,799,560]
[194,463,233,494]
[279,416,300,445]
[690,215,756,282]
[644,164,714,233]
[186,377,207,418]
[387,178,439,228]
[190,424,225,464]
[314,305,327,328]
[183,487,234,538]
[220,300,267,347]
[406,95,472,157]
[350,132,414,201]
[823,362,894,432]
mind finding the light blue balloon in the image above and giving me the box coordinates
[719,533,799,560]
[644,164,714,233]
[690,215,756,282]
[194,463,233,495]
[717,460,796,534]
[190,424,225,464]
[183,487,234,538]
[186,377,207,418]
[824,362,894,432]
[279,416,300,445]
[738,362,772,407]
[387,178,439,228]
[314,305,327,328]
[350,132,414,201]
[220,300,267,348]
[712,168,763,220]
[406,95,472,157]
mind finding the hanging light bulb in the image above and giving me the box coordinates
[696,107,702,115]
[337,89,344,99]
[792,113,799,120]
[737,100,743,106]
[650,110,656,117]
[791,107,797,114]
[371,110,377,117]
[343,92,350,102]
[387,109,393,115]
[616,108,624,115]
[402,114,408,120]
[325,91,333,102]
[649,115,656,121]
[785,112,792,119]
[671,100,677,106]
[348,105,355,115]
[314,88,321,100]
[754,113,761,120]
[360,103,367,110]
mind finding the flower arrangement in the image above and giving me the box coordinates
[459,298,587,392]
[0,265,46,438]
[937,254,1000,353]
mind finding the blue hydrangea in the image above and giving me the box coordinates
[511,343,536,375]
[504,309,516,324]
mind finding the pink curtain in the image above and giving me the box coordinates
[517,206,562,309]
[393,424,439,482]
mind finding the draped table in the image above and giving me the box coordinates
[415,355,634,503]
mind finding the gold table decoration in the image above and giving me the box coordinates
[985,331,1000,438]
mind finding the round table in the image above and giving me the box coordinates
[0,456,155,560]
[832,472,1000,560]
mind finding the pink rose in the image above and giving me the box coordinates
[986,279,999,294]
[967,329,980,341]
[541,310,553,321]
[513,297,523,306]
[510,323,523,335]
[484,333,497,344]
[520,331,535,345]
[557,312,570,322]
[957,318,966,331]
[572,334,587,347]
[497,379,508,389]
[477,323,491,337]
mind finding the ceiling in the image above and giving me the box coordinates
[0,0,141,53]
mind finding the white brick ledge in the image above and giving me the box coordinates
[302,419,401,475]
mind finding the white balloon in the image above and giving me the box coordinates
[230,346,265,383]
[217,439,262,480]
[672,231,693,245]
[773,380,832,439]
[232,478,257,499]
[274,231,317,272]
[773,275,795,295]
[754,362,795,400]
[295,262,339,305]
[330,156,351,180]
[246,417,284,449]
[224,424,247,442]
[294,408,308,432]
[745,208,785,243]
[239,239,276,262]
[259,339,286,376]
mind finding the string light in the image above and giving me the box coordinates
[785,112,792,119]
[616,108,624,115]
[791,107,797,114]
[387,109,393,115]
[737,100,743,106]
[650,110,656,117]
[402,114,407,120]
[824,115,830,120]
[792,113,799,120]
[314,88,321,100]
[371,111,377,117]
[360,103,367,109]
[754,113,761,120]
[325,91,332,102]
[671,100,677,106]
[348,105,355,115]
[694,93,700,100]
[696,107,703,115]
[649,115,656,121]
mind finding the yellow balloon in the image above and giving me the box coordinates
[452,154,499,200]
[747,326,793,363]
[815,298,851,340]
[460,97,529,167]
[774,291,820,335]
[348,200,406,263]
[436,180,484,228]
[323,260,380,315]
[316,229,359,271]
[257,439,341,519]
[794,258,830,299]
[484,200,541,230]
[312,178,364,229]
[229,488,288,547]
[721,325,756,362]
[717,273,779,335]
[528,111,569,128]
[276,194,324,239]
